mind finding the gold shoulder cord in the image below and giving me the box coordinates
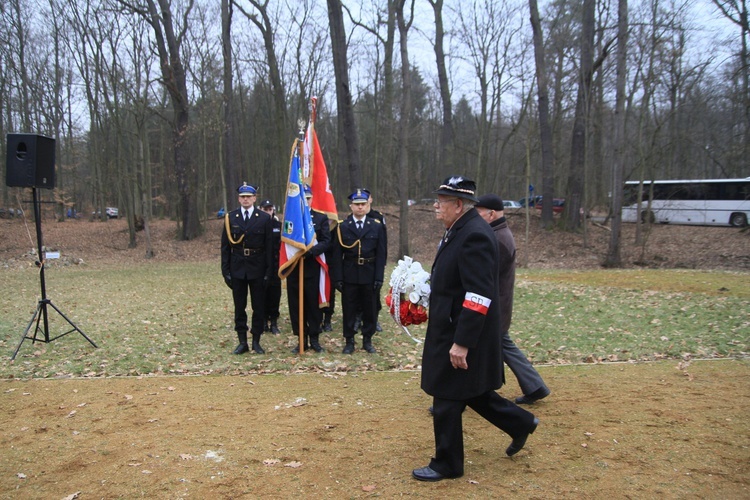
[336,224,362,260]
[224,213,245,245]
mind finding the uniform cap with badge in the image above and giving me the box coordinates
[238,183,257,196]
[348,189,369,204]
[260,199,274,208]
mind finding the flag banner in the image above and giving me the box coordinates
[278,140,315,280]
[315,253,330,307]
[304,97,338,223]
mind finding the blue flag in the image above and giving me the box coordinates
[278,140,315,279]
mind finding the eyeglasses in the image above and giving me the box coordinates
[434,198,458,206]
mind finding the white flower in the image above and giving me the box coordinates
[389,256,430,305]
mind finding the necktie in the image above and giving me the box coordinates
[244,210,249,221]
[356,220,363,231]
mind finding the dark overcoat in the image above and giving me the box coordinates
[420,208,504,400]
[221,207,273,280]
[490,217,516,333]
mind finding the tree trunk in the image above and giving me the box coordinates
[221,0,237,209]
[529,0,555,229]
[429,0,455,179]
[605,0,629,267]
[396,0,412,259]
[327,0,363,190]
[564,0,596,230]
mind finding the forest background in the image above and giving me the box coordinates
[0,0,747,262]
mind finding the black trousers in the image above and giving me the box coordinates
[264,280,281,321]
[342,283,376,338]
[429,390,536,477]
[231,276,266,336]
[287,273,323,337]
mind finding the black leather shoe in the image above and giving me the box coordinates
[412,466,460,482]
[290,345,309,354]
[362,341,376,353]
[375,322,383,332]
[506,417,539,456]
[322,321,332,332]
[251,341,265,354]
[233,343,249,355]
[270,322,280,334]
[342,341,355,354]
[515,387,550,405]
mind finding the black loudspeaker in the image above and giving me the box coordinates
[6,133,56,189]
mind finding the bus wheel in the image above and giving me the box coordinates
[729,213,747,227]
[640,210,655,224]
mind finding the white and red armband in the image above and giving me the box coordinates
[463,291,491,315]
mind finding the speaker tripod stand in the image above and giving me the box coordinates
[11,187,97,360]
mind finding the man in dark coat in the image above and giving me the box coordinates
[475,194,550,404]
[260,199,282,335]
[221,183,274,354]
[331,189,387,354]
[286,185,331,353]
[412,176,538,482]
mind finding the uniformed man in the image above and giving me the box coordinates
[221,183,274,354]
[260,199,282,334]
[286,185,331,353]
[331,189,387,354]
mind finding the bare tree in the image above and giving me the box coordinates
[327,0,363,190]
[711,0,749,169]
[529,0,555,228]
[117,0,200,240]
[395,0,413,258]
[428,0,454,180]
[605,0,629,267]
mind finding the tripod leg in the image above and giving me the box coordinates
[11,301,43,360]
[47,301,98,348]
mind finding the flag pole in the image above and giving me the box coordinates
[297,128,306,355]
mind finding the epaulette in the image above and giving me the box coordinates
[371,219,382,224]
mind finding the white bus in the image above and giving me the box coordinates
[621,178,750,227]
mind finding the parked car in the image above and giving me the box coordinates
[518,196,542,208]
[105,207,119,219]
[217,207,226,218]
[535,198,566,214]
[503,200,522,210]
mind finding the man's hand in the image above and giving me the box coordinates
[449,343,469,370]
[373,280,382,291]
[335,281,344,292]
[223,274,232,288]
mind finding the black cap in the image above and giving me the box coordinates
[475,194,504,211]
[432,175,480,202]
[259,199,274,208]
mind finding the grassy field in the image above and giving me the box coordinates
[0,263,748,378]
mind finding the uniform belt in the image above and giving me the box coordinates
[233,247,263,256]
[345,256,375,265]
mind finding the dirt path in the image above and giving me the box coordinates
[1,360,748,498]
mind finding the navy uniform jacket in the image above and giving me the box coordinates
[420,208,504,400]
[221,207,273,280]
[288,209,331,279]
[331,215,386,285]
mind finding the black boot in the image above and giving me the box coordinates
[233,332,249,354]
[321,314,332,332]
[290,334,309,353]
[342,338,355,354]
[363,337,376,354]
[251,334,265,354]
[310,334,324,353]
[270,319,280,334]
